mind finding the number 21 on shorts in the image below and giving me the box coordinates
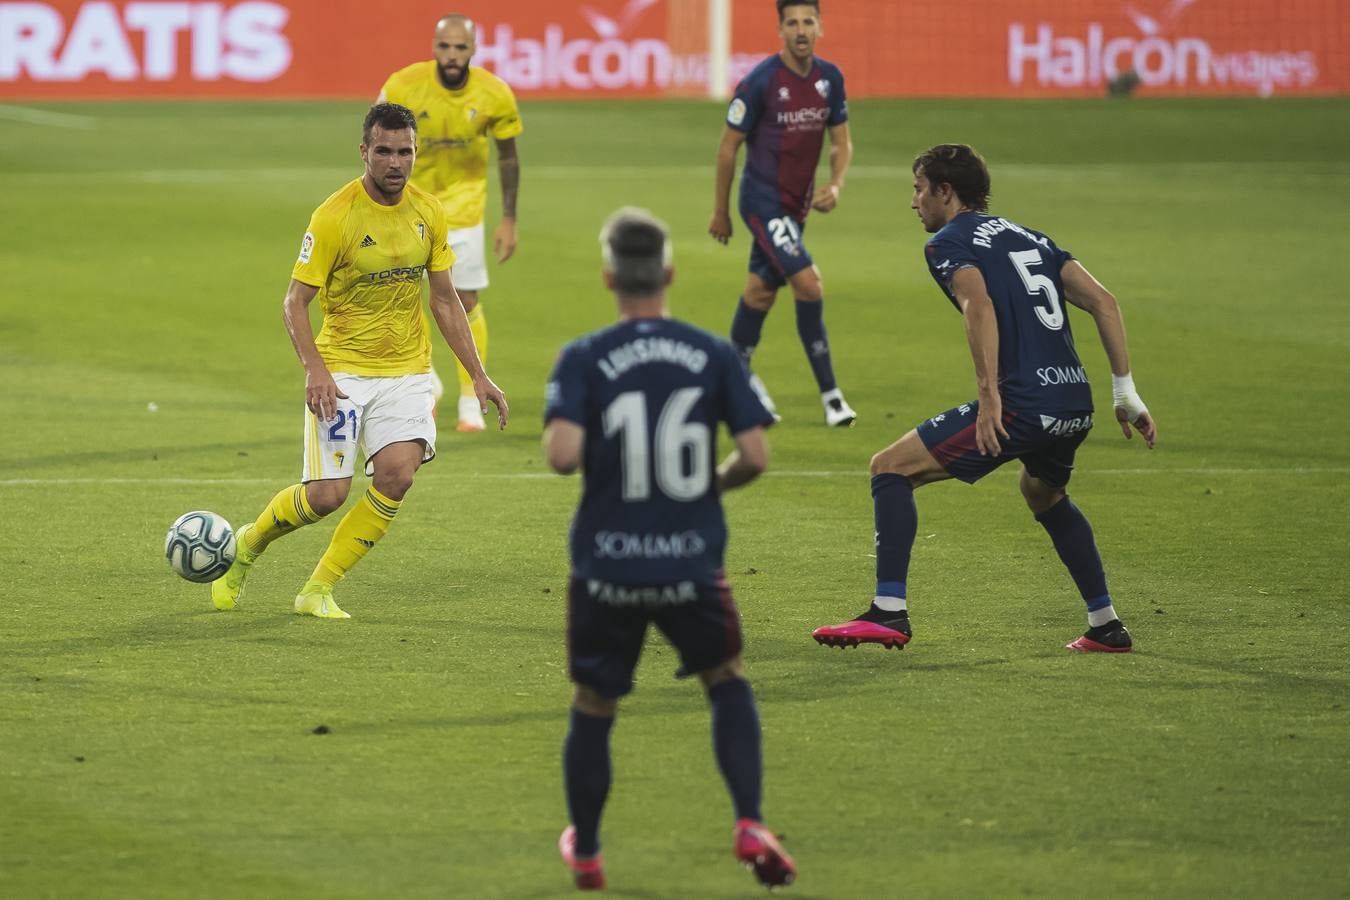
[767,216,801,254]
[327,409,358,442]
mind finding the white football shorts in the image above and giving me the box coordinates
[449,223,489,292]
[301,372,437,482]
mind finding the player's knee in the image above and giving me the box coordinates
[1025,492,1063,516]
[792,269,824,301]
[306,480,349,516]
[574,685,618,718]
[698,656,746,690]
[458,290,479,312]
[373,470,415,501]
[870,448,909,477]
[744,286,775,311]
[1020,471,1064,513]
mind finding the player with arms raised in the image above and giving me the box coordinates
[545,208,794,890]
[209,103,507,619]
[812,144,1156,653]
[709,0,856,427]
[380,14,523,433]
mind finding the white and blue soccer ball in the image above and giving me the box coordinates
[165,511,236,583]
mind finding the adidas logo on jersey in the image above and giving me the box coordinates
[360,235,377,248]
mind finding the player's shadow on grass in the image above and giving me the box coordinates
[12,437,293,470]
[1140,650,1349,694]
[2,608,318,656]
[508,888,708,900]
[512,888,830,900]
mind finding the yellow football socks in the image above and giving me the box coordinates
[244,484,324,555]
[308,486,401,588]
[455,304,489,396]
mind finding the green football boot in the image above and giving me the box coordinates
[210,523,259,611]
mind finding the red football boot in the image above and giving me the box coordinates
[812,607,911,649]
[559,825,605,890]
[1066,619,1133,653]
[734,819,797,888]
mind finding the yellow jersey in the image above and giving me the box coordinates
[291,178,454,377]
[380,62,524,230]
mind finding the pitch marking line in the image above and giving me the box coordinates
[2,467,1347,487]
[9,161,1345,184]
[0,104,96,129]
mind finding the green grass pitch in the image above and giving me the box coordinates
[1,97,1347,898]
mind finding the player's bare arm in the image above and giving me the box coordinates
[812,121,852,213]
[427,268,510,429]
[951,267,1009,457]
[281,278,348,420]
[716,426,769,492]
[710,126,747,244]
[1061,260,1157,447]
[543,419,584,474]
[494,137,520,263]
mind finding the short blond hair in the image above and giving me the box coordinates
[599,207,673,296]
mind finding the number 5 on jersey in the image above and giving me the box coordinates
[1009,248,1064,330]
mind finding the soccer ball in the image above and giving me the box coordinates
[165,510,236,583]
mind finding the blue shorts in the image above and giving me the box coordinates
[567,574,743,698]
[917,401,1093,487]
[742,209,813,288]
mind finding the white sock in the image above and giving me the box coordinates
[872,595,907,613]
[1088,605,1118,628]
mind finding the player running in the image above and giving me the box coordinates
[209,103,507,619]
[709,0,856,427]
[812,144,1156,653]
[545,208,794,890]
[379,13,523,433]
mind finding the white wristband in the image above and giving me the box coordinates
[1112,372,1148,418]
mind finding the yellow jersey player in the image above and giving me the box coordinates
[379,13,523,433]
[209,103,509,619]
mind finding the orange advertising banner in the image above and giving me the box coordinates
[1,0,1346,100]
[734,0,1350,98]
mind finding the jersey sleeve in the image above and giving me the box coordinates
[719,342,775,434]
[427,202,455,272]
[923,235,980,296]
[828,67,848,126]
[725,74,763,134]
[379,73,400,103]
[291,207,342,288]
[490,83,524,140]
[544,342,589,427]
[1042,232,1075,268]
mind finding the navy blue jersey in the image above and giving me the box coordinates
[925,212,1093,413]
[545,318,774,585]
[726,55,847,222]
